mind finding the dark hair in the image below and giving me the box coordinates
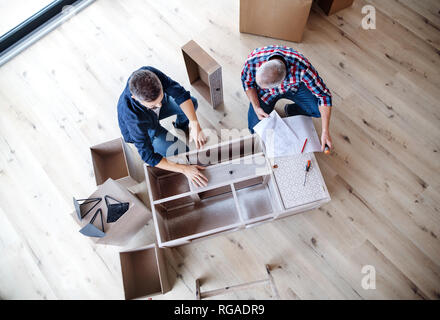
[129,69,162,102]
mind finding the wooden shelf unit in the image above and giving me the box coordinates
[145,135,330,247]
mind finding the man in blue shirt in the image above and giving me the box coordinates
[118,66,208,187]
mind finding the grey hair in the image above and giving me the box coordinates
[256,60,287,88]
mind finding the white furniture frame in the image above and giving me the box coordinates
[144,134,330,248]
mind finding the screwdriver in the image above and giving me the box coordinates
[303,160,312,186]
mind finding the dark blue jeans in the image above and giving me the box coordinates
[248,82,321,133]
[151,95,198,157]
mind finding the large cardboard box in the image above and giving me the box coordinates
[239,0,313,43]
[119,243,171,299]
[90,138,144,187]
[73,178,151,246]
[181,40,223,109]
[317,0,354,15]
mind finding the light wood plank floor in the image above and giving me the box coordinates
[0,0,439,300]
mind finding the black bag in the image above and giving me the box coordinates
[105,195,129,223]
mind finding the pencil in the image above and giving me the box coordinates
[301,138,308,153]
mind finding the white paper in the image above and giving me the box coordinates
[253,111,321,157]
[253,111,298,158]
[283,115,322,154]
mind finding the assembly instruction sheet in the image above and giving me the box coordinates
[253,111,322,157]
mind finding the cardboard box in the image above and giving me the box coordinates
[181,40,223,108]
[90,138,144,187]
[239,0,313,43]
[317,0,354,15]
[73,178,152,246]
[119,243,170,299]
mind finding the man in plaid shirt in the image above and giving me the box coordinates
[241,45,333,151]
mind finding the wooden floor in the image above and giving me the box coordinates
[0,0,439,300]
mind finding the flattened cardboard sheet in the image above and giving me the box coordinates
[72,178,151,246]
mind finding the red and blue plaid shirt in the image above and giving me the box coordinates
[241,46,332,107]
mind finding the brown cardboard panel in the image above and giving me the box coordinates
[153,205,170,244]
[181,40,223,108]
[182,51,200,84]
[116,176,139,189]
[73,178,151,246]
[158,173,191,199]
[120,244,164,299]
[198,65,210,86]
[122,141,145,183]
[318,0,354,15]
[156,190,241,242]
[191,79,212,104]
[91,149,128,185]
[154,245,171,294]
[91,138,143,186]
[91,138,134,186]
[127,180,151,210]
[145,169,191,202]
[182,40,220,74]
[239,0,313,43]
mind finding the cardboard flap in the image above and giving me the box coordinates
[90,138,129,185]
[182,40,220,74]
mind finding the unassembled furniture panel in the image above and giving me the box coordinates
[182,40,223,108]
[119,243,170,299]
[90,137,144,186]
[145,135,330,247]
[73,178,151,246]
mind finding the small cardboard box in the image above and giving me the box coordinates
[73,178,152,246]
[317,0,354,15]
[239,0,313,43]
[90,138,144,187]
[119,243,170,299]
[181,40,223,108]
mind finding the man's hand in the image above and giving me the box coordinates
[321,130,333,152]
[182,164,208,187]
[255,107,269,120]
[189,121,207,149]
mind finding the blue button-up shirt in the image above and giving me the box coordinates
[117,66,191,167]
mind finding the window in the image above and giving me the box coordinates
[0,0,54,36]
[0,0,93,64]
